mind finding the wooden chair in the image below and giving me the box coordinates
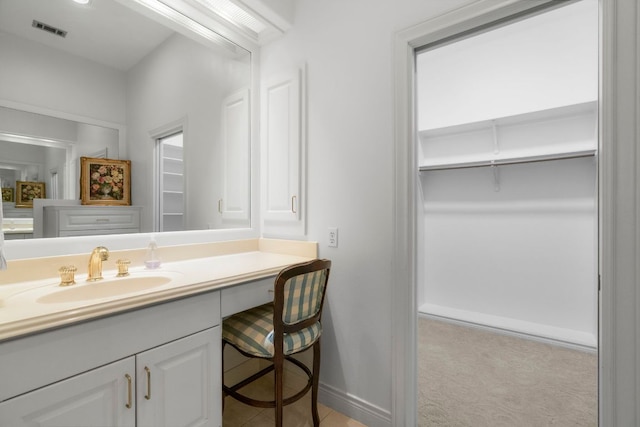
[222,259,332,426]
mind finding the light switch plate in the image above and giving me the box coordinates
[328,227,338,248]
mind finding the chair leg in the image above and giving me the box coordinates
[275,352,284,427]
[222,341,226,413]
[312,340,321,427]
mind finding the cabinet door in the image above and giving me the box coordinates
[136,327,221,427]
[221,89,250,222]
[262,68,303,224]
[0,357,135,427]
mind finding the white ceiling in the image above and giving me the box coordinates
[0,0,174,71]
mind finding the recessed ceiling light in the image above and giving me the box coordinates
[73,0,91,5]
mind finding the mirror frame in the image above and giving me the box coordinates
[1,0,261,260]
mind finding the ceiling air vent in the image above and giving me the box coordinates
[32,20,67,38]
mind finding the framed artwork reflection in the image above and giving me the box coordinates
[80,157,131,206]
[1,187,14,203]
[15,181,45,208]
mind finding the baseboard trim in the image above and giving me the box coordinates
[319,382,391,427]
[419,310,597,354]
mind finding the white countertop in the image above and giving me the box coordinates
[3,218,34,234]
[0,239,317,342]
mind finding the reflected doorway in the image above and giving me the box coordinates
[156,131,185,232]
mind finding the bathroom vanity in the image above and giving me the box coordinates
[0,238,316,427]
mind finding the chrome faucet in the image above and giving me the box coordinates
[87,246,109,282]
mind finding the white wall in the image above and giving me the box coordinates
[419,158,598,347]
[0,106,78,142]
[75,123,119,159]
[126,33,250,232]
[0,107,119,200]
[0,34,124,202]
[0,32,126,124]
[416,0,598,130]
[259,0,478,424]
[0,140,47,182]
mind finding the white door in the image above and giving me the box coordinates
[136,327,221,427]
[262,68,302,223]
[0,357,135,427]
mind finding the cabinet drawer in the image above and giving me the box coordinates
[43,206,141,237]
[221,277,274,318]
[59,228,139,237]
[55,208,140,230]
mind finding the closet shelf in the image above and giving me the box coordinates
[418,101,597,137]
[419,101,598,172]
[419,148,596,172]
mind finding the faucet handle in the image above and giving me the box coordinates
[116,259,131,277]
[58,265,77,287]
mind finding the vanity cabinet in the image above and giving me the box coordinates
[0,357,136,426]
[136,327,219,426]
[0,328,219,426]
[43,205,141,237]
[0,291,221,427]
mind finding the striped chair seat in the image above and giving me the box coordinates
[223,302,322,358]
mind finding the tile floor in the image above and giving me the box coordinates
[222,362,366,426]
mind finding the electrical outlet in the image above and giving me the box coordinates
[328,227,338,248]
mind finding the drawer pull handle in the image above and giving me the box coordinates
[96,218,110,222]
[125,374,133,408]
[144,366,151,400]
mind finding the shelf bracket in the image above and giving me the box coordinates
[491,161,500,192]
[492,120,500,155]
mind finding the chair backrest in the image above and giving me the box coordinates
[273,259,331,334]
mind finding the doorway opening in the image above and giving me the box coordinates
[410,0,599,424]
[155,131,185,232]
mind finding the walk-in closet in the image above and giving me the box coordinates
[416,0,598,424]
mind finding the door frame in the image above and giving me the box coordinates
[149,118,187,233]
[392,0,639,425]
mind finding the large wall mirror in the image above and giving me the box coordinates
[0,0,253,247]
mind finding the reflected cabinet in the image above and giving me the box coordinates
[43,205,142,237]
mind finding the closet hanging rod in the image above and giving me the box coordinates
[419,149,596,172]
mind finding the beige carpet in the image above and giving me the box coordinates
[418,316,597,426]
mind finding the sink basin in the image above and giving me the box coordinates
[36,275,174,304]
